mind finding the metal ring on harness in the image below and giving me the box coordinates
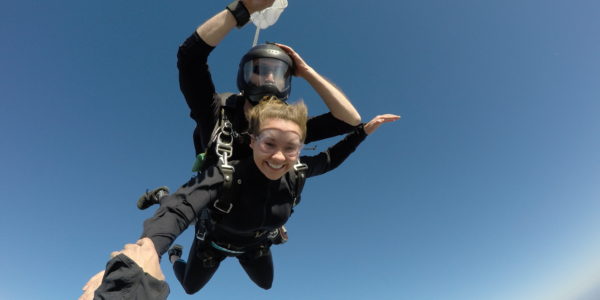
[213,199,233,214]
[196,230,207,241]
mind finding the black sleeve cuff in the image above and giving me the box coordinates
[355,123,368,138]
[226,0,251,28]
[95,254,169,299]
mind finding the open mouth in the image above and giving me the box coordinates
[266,161,284,169]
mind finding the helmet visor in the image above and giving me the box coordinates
[242,58,292,95]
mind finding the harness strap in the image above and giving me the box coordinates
[210,241,245,255]
[292,160,308,207]
[195,208,213,241]
[213,101,237,214]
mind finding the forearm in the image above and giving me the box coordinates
[305,112,355,143]
[196,0,269,46]
[196,10,237,47]
[303,69,361,126]
[323,124,367,170]
[141,198,197,256]
[305,124,367,177]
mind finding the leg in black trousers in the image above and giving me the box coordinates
[237,246,274,290]
[173,239,226,295]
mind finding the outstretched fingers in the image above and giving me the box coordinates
[274,43,310,77]
[363,114,401,135]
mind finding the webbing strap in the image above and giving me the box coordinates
[213,105,237,214]
[292,160,308,207]
[210,241,245,255]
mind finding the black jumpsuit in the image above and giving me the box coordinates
[142,126,367,294]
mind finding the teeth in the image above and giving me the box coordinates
[267,162,284,169]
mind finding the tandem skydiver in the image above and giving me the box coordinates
[80,1,395,298]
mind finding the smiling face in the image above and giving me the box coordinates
[249,118,303,180]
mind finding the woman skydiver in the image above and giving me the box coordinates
[142,98,399,294]
[81,98,399,298]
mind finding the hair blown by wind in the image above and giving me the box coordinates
[247,96,308,141]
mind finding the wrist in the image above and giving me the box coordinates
[298,66,317,80]
[355,123,367,136]
[226,0,251,28]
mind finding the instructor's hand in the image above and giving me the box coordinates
[275,43,313,78]
[112,238,165,281]
[241,0,276,14]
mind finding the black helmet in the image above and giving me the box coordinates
[237,43,294,103]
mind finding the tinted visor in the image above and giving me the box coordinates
[242,58,292,94]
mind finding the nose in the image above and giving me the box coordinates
[270,150,286,162]
[263,72,275,83]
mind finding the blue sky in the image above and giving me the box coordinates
[2,1,600,299]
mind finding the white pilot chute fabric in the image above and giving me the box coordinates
[251,0,288,46]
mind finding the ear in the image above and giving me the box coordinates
[249,136,256,149]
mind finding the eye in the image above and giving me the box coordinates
[284,146,297,153]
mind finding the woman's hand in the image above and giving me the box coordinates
[113,238,165,281]
[363,114,401,135]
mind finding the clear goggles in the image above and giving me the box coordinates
[242,58,292,92]
[253,128,303,157]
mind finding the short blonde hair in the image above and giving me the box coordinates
[247,96,308,141]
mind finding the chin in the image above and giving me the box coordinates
[265,173,283,180]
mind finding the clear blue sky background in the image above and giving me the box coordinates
[2,1,600,299]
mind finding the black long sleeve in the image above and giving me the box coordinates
[303,124,368,178]
[141,168,223,256]
[177,32,220,154]
[94,254,170,300]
